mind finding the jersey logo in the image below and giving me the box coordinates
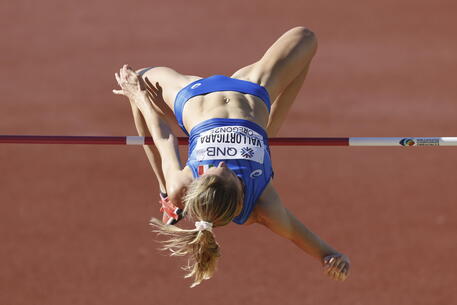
[249,169,263,178]
[241,147,254,158]
[191,83,202,89]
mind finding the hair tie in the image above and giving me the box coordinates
[195,221,213,232]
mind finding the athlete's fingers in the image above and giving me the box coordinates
[323,253,350,281]
[342,264,350,274]
[332,257,341,265]
[112,89,124,95]
[332,267,346,281]
[341,266,350,279]
[334,271,344,281]
[333,264,346,281]
[324,259,341,278]
[328,268,338,280]
[341,267,349,281]
[121,65,132,83]
[339,270,348,281]
[115,73,122,86]
[324,264,332,274]
[119,67,126,83]
[124,65,133,78]
[324,264,335,277]
[324,256,336,265]
[124,65,141,88]
[333,261,349,281]
[335,270,345,281]
[123,64,135,80]
[124,64,133,71]
[326,263,339,275]
[324,260,334,268]
[337,260,348,274]
[324,257,338,269]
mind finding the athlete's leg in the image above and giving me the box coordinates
[255,26,317,101]
[232,27,317,128]
[266,65,310,136]
[136,66,201,113]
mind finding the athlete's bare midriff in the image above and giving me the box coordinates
[139,68,270,134]
[181,91,270,132]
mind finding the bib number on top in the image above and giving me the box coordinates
[194,126,265,164]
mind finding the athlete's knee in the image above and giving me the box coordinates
[290,26,317,51]
[290,26,316,39]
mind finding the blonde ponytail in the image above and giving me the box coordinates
[150,174,243,287]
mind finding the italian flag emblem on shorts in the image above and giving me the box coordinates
[198,164,214,176]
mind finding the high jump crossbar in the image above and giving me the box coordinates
[1,135,457,146]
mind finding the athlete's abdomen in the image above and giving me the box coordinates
[182,91,270,132]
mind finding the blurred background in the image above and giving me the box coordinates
[1,0,456,304]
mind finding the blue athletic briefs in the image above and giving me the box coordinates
[174,75,271,136]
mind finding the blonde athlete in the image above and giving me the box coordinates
[113,27,350,287]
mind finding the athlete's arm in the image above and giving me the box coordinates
[127,101,168,194]
[114,65,184,193]
[252,182,350,281]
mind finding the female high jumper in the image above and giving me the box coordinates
[113,26,350,287]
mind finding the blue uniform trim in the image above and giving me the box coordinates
[137,67,155,76]
[186,118,273,224]
[174,75,271,135]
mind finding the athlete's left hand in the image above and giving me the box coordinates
[323,253,350,281]
[113,64,147,99]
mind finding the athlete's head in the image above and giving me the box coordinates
[185,162,244,224]
[150,161,243,287]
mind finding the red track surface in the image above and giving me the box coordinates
[1,1,456,304]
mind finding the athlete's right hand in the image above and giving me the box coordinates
[323,253,350,281]
[113,64,147,100]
